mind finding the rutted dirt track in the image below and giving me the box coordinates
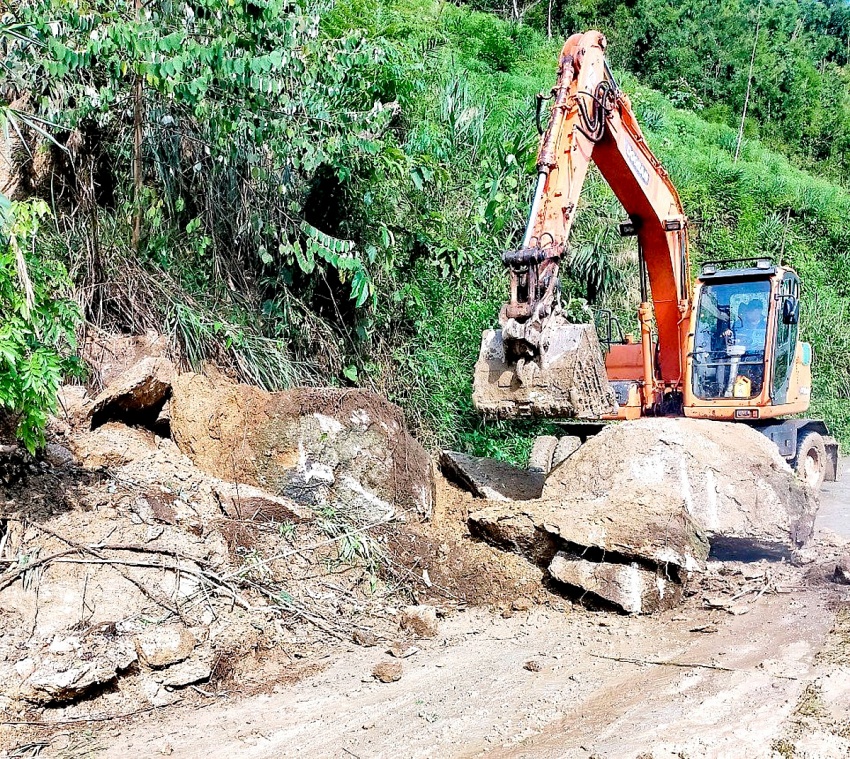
[93,582,846,758]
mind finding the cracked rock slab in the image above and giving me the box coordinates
[439,451,544,501]
[548,552,682,614]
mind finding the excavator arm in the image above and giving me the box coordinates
[474,30,691,419]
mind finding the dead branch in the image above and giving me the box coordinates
[591,653,798,680]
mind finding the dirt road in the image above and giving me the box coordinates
[91,581,847,759]
[819,457,850,539]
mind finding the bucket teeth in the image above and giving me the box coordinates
[472,318,616,420]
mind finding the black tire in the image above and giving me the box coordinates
[793,431,827,490]
[529,435,558,474]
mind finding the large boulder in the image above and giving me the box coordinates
[543,418,818,557]
[170,374,432,521]
[470,418,818,613]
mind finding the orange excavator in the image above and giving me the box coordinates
[473,30,838,488]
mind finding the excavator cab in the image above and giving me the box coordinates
[683,258,809,419]
[690,274,771,400]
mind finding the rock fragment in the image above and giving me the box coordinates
[548,552,682,615]
[135,624,196,668]
[372,661,402,683]
[400,605,438,638]
[439,450,544,501]
[159,658,212,688]
[20,635,137,704]
[89,356,175,429]
[833,554,850,585]
[213,480,313,522]
[352,629,378,647]
[71,422,159,470]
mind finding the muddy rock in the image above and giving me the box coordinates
[170,373,432,521]
[20,635,137,703]
[372,660,403,683]
[439,450,544,501]
[544,418,818,557]
[548,552,683,614]
[44,442,75,468]
[89,356,175,429]
[212,480,313,522]
[469,499,709,574]
[135,624,196,668]
[833,554,850,585]
[400,605,438,638]
[83,329,170,391]
[71,422,159,470]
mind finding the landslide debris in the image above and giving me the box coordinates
[467,418,819,613]
[2,334,546,737]
[170,373,433,520]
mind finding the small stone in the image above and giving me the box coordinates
[372,661,402,683]
[524,660,542,672]
[400,605,438,638]
[44,443,75,468]
[512,597,533,612]
[352,629,378,647]
[833,554,850,585]
[387,645,419,659]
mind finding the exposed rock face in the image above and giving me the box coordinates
[89,356,175,429]
[170,374,433,521]
[440,450,544,501]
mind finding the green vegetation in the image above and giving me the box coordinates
[0,198,80,451]
[2,0,848,456]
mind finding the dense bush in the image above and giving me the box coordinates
[0,196,80,451]
[2,0,848,457]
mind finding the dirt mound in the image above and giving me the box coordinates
[170,373,433,521]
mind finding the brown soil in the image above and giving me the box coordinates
[383,472,555,609]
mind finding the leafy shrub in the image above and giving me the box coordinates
[0,196,80,451]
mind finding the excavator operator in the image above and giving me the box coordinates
[736,300,767,350]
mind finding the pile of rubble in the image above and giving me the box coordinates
[447,418,820,614]
[0,331,434,718]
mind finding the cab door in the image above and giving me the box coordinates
[771,272,800,405]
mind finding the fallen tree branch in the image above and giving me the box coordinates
[591,653,798,680]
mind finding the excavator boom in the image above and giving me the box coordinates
[473,31,690,420]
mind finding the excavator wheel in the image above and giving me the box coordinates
[792,430,827,490]
[528,435,558,473]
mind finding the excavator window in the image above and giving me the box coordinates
[692,280,771,399]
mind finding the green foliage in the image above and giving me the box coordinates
[0,196,80,451]
[4,0,849,461]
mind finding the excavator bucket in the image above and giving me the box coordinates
[473,318,617,420]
